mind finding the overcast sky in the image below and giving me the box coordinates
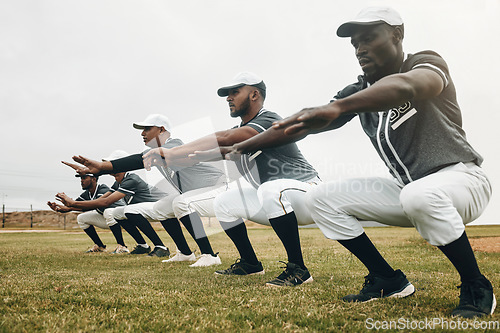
[1,0,499,225]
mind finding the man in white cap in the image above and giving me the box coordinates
[48,172,127,253]
[225,7,495,318]
[59,150,169,256]
[69,115,226,267]
[142,72,320,287]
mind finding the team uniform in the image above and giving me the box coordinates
[108,172,167,221]
[109,136,227,263]
[306,51,491,246]
[76,183,125,231]
[214,108,320,227]
[111,138,226,225]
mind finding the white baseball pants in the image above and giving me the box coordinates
[307,162,491,246]
[77,208,119,230]
[214,177,320,225]
[113,182,227,222]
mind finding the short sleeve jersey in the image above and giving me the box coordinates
[150,138,225,193]
[234,108,318,188]
[111,173,166,205]
[76,183,124,214]
[330,51,483,185]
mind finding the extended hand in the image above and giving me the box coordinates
[272,104,339,135]
[143,148,168,171]
[224,146,243,162]
[55,192,74,207]
[189,147,226,162]
[67,155,104,175]
[47,201,71,213]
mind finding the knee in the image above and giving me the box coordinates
[77,214,87,229]
[172,196,189,218]
[400,184,437,218]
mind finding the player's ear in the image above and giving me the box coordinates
[392,26,404,44]
[250,89,259,101]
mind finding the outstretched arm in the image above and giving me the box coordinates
[63,156,113,175]
[275,68,444,136]
[47,201,75,213]
[143,127,259,168]
[232,68,445,154]
[56,191,124,210]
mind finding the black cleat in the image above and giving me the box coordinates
[266,262,313,287]
[451,275,496,318]
[343,269,415,302]
[147,247,170,257]
[215,258,264,276]
[129,245,151,255]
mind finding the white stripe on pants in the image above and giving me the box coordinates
[214,178,319,225]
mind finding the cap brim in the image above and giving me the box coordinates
[217,83,246,97]
[133,122,149,129]
[75,174,96,178]
[336,20,385,37]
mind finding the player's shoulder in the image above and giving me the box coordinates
[122,173,146,185]
[332,75,366,101]
[96,184,111,193]
[255,109,282,121]
[403,50,449,73]
[163,138,184,148]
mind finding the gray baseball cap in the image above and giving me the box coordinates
[217,72,266,97]
[337,7,403,37]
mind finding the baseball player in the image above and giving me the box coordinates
[229,7,494,318]
[59,150,170,257]
[143,72,320,286]
[68,116,226,267]
[48,173,127,253]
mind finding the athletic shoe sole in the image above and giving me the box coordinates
[361,283,416,303]
[214,269,265,276]
[266,275,314,287]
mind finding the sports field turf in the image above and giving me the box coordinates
[1,225,499,332]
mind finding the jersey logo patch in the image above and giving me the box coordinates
[389,102,417,130]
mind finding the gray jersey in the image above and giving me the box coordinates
[329,51,483,185]
[77,183,124,214]
[151,138,224,193]
[235,108,318,188]
[111,172,165,205]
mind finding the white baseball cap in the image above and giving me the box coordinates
[217,72,266,97]
[102,150,130,161]
[133,114,172,132]
[337,7,403,38]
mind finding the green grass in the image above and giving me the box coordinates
[0,226,499,332]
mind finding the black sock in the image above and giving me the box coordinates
[438,231,482,283]
[222,218,259,265]
[125,213,165,247]
[269,212,306,269]
[161,218,192,255]
[338,232,395,278]
[179,213,214,256]
[109,224,125,246]
[118,219,147,245]
[83,225,105,248]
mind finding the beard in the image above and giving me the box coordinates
[230,95,251,118]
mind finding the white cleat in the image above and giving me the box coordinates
[189,254,222,267]
[162,251,197,263]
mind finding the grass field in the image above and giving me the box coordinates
[1,225,499,332]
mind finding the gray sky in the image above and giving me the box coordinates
[1,0,499,225]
